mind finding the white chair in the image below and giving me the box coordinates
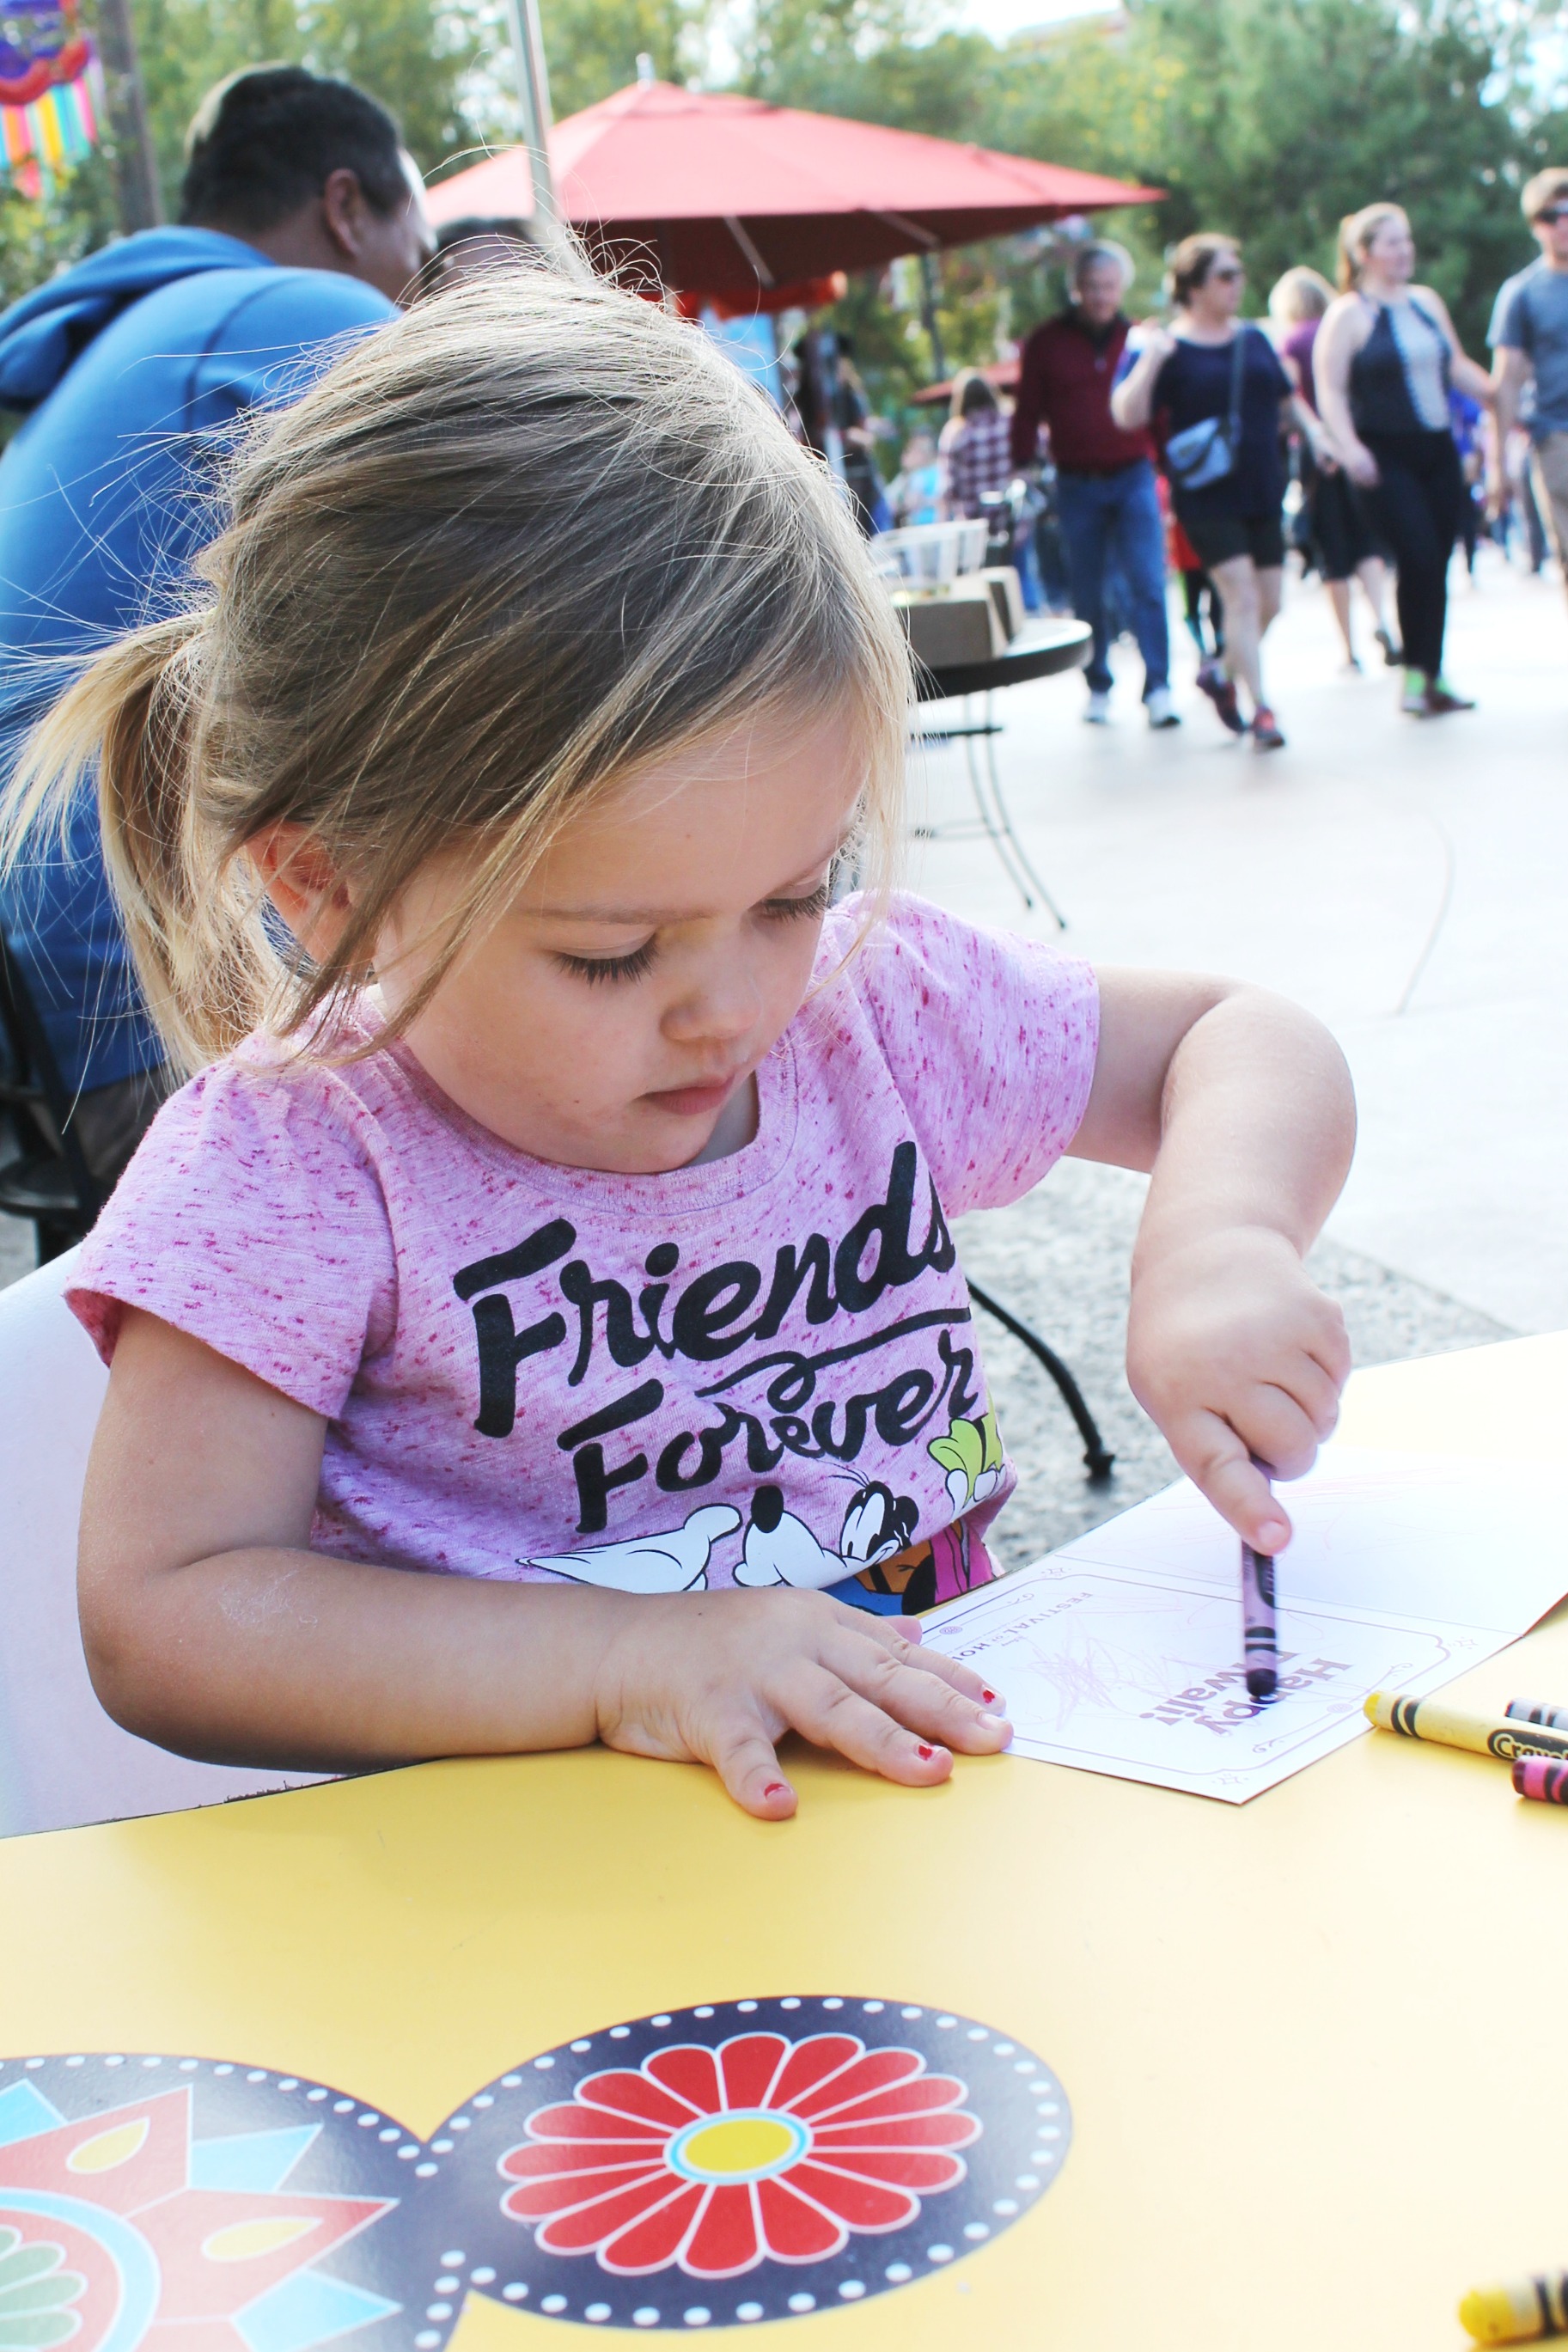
[0,1248,324,1836]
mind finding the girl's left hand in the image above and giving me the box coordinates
[1126,1225,1351,1554]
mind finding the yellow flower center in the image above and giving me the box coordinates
[676,2116,800,2181]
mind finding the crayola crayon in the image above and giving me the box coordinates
[1241,1463,1278,1700]
[1514,1756,1568,1805]
[1364,1692,1568,1763]
[1459,2271,1568,2343]
[1507,1698,1568,1732]
[1242,1538,1277,1698]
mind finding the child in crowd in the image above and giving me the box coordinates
[3,274,1354,1818]
[886,430,944,526]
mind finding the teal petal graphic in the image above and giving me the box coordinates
[236,2269,402,2352]
[190,2126,320,2194]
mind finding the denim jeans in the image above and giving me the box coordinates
[1054,459,1171,697]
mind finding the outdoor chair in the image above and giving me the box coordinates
[0,927,106,1262]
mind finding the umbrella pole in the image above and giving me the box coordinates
[505,0,563,241]
[918,253,948,384]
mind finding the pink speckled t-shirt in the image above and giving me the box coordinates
[70,895,1098,1616]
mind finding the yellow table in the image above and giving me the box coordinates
[5,1335,1568,2352]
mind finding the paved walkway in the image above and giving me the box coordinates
[910,544,1567,1335]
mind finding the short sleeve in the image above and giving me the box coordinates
[1489,277,1531,354]
[847,897,1099,1216]
[67,1050,397,1419]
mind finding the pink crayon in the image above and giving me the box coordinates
[1513,1756,1568,1805]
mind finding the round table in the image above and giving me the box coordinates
[911,618,1091,926]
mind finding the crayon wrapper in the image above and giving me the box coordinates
[1460,2271,1568,2342]
[1514,1755,1568,1805]
[1366,1693,1568,1762]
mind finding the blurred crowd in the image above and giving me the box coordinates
[794,174,1568,755]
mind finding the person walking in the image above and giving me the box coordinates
[1486,167,1568,608]
[0,64,432,1186]
[940,370,1014,517]
[1114,234,1327,750]
[1268,265,1398,670]
[1010,241,1178,729]
[1315,203,1492,717]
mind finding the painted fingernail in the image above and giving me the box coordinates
[981,1688,998,1703]
[916,1744,936,1761]
[762,1781,790,1798]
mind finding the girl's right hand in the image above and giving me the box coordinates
[592,1587,1012,1819]
[1345,442,1381,489]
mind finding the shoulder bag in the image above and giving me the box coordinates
[1163,325,1251,492]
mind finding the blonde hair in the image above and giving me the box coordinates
[1523,166,1568,222]
[1268,265,1333,327]
[0,271,911,1077]
[1337,203,1409,292]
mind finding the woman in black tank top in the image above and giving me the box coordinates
[1316,203,1493,714]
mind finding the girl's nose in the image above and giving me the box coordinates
[661,960,763,1046]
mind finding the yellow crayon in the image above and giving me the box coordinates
[1460,2272,1568,2343]
[1364,1691,1568,1765]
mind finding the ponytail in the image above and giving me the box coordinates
[0,614,285,1076]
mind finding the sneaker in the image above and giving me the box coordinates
[1083,690,1112,725]
[1376,626,1403,668]
[1197,663,1246,736]
[1401,668,1431,715]
[1250,706,1286,750]
[1145,685,1181,729]
[1425,677,1475,715]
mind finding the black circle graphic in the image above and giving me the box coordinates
[413,1995,1071,2332]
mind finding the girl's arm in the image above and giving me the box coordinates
[1314,299,1380,487]
[1109,325,1176,431]
[1071,970,1356,1554]
[77,1311,1006,1817]
[1418,286,1494,406]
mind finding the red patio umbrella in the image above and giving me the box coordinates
[427,79,1161,308]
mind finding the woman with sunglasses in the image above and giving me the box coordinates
[1315,203,1493,717]
[1114,233,1327,751]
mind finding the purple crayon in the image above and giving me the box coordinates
[1242,1542,1278,1698]
[1514,1756,1568,1805]
[1242,1464,1278,1700]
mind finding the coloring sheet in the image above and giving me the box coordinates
[921,1446,1568,1802]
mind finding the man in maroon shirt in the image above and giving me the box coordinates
[1012,244,1177,727]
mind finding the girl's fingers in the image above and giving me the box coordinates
[1176,1413,1290,1550]
[778,1665,962,1784]
[1278,1354,1344,1439]
[703,1719,800,1820]
[1228,1384,1323,1483]
[827,1606,1002,1709]
[815,1641,1012,1756]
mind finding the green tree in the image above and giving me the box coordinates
[536,0,705,120]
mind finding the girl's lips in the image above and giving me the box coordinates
[645,1073,740,1118]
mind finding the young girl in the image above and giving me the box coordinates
[3,272,1355,1820]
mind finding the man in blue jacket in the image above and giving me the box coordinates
[0,64,432,1182]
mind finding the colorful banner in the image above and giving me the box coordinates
[1,3,102,199]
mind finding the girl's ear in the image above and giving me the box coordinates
[247,822,356,955]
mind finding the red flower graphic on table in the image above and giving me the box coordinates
[497,2031,979,2279]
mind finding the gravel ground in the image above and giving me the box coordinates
[955,1158,1513,1569]
[2,1161,1511,1571]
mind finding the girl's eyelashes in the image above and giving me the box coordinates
[760,879,833,921]
[552,882,829,984]
[554,942,657,986]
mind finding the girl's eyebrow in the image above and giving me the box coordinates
[524,848,852,927]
